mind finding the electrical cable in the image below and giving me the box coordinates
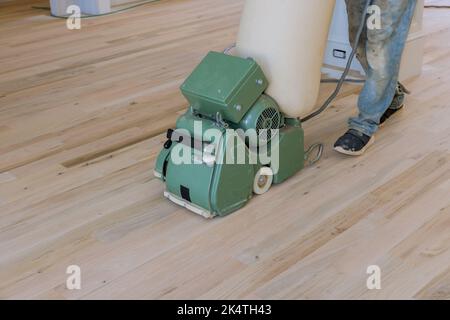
[32,0,160,19]
[424,5,450,8]
[321,78,365,84]
[300,0,372,123]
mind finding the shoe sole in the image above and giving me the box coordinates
[379,104,405,128]
[334,135,376,156]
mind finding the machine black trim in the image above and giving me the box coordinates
[180,186,192,202]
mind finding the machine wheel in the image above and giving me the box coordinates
[253,167,273,195]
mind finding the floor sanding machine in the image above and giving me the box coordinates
[154,0,371,218]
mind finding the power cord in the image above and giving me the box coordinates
[321,78,365,84]
[32,0,160,19]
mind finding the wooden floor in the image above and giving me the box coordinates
[0,0,449,300]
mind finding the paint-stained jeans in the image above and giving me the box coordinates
[345,0,417,136]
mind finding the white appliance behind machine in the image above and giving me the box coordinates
[323,0,425,81]
[49,0,135,16]
[50,0,110,15]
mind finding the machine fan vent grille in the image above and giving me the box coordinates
[256,107,280,143]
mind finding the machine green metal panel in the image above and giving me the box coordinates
[164,135,255,217]
[272,122,305,184]
[161,123,304,216]
[181,51,268,124]
[165,145,215,211]
[210,134,255,216]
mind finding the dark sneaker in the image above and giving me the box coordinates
[334,129,375,156]
[380,82,410,126]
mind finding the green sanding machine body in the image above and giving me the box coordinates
[155,52,305,218]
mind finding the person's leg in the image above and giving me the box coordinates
[345,0,369,72]
[348,0,417,137]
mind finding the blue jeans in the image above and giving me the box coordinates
[345,0,417,136]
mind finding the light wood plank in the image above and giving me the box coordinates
[0,0,449,300]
